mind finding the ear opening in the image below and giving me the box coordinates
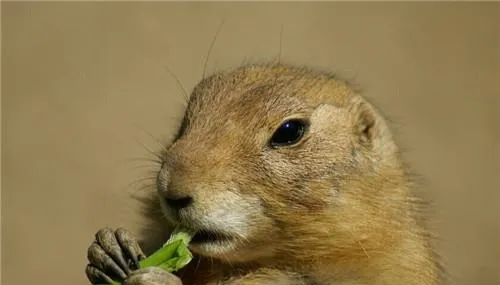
[353,100,379,147]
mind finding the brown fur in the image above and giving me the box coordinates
[137,63,443,285]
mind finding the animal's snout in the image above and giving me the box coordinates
[165,195,193,210]
[157,160,194,211]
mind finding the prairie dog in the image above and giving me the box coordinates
[86,63,443,285]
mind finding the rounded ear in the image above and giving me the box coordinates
[357,105,377,147]
[349,97,399,164]
[350,98,379,147]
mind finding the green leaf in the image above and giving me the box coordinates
[139,239,182,268]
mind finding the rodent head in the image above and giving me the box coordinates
[157,64,406,266]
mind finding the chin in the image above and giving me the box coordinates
[187,230,274,263]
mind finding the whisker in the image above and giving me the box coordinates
[202,18,226,79]
[127,183,157,195]
[132,41,190,105]
[235,234,250,248]
[125,156,161,163]
[135,126,169,154]
[356,240,370,259]
[125,156,163,165]
[278,24,284,64]
[221,251,234,270]
[163,64,190,104]
[136,203,164,217]
[133,138,164,162]
[126,165,161,173]
[194,255,203,276]
[342,228,372,259]
[238,233,250,244]
[124,176,157,189]
[125,185,158,203]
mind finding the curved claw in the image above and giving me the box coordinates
[87,241,128,281]
[115,227,146,270]
[86,264,116,284]
[96,228,132,275]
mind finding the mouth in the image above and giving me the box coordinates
[187,228,263,262]
[190,229,234,245]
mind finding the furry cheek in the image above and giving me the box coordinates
[196,188,263,240]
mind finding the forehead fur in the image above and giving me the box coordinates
[182,64,356,138]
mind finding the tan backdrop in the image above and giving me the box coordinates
[2,2,499,285]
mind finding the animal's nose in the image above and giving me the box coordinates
[165,195,193,210]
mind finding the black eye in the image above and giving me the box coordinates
[270,119,307,147]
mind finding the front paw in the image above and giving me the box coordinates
[85,227,146,284]
[125,267,182,285]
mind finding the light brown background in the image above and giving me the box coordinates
[2,2,499,285]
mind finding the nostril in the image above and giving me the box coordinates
[165,196,193,210]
